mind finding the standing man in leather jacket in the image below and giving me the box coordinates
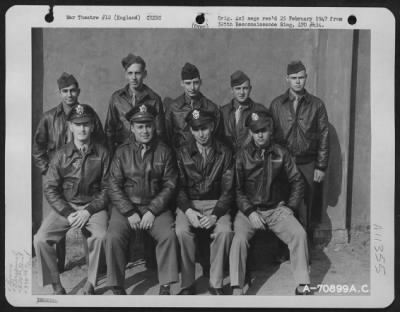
[175,109,234,295]
[220,70,269,152]
[104,53,165,155]
[229,110,311,296]
[105,104,179,295]
[33,104,110,295]
[165,62,224,151]
[270,61,329,241]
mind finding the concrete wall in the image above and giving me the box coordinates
[32,28,371,241]
[349,31,371,230]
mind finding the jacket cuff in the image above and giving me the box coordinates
[244,207,255,217]
[85,205,96,215]
[61,206,75,218]
[315,165,327,172]
[212,205,227,220]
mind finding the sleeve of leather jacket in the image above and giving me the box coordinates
[104,96,119,155]
[282,150,304,211]
[213,149,234,218]
[235,152,255,217]
[154,95,167,142]
[176,152,192,214]
[213,108,226,145]
[147,149,178,216]
[44,152,75,218]
[108,149,138,217]
[93,111,106,146]
[32,115,50,175]
[316,101,329,171]
[85,149,111,215]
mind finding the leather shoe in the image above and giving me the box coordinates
[111,287,127,295]
[208,286,224,295]
[232,287,244,295]
[159,284,171,295]
[52,287,66,295]
[178,284,195,295]
[295,284,312,295]
[79,282,95,295]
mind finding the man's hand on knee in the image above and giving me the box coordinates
[68,210,90,229]
[199,214,217,229]
[185,208,202,228]
[140,211,155,230]
[248,211,266,230]
[128,213,141,230]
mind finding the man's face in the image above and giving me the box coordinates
[181,77,201,98]
[286,70,307,93]
[190,123,213,146]
[131,122,154,144]
[250,119,273,148]
[59,84,80,106]
[125,63,147,90]
[232,80,251,103]
[69,121,93,143]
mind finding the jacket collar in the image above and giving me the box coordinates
[282,89,311,105]
[65,141,97,157]
[120,84,151,103]
[130,135,158,152]
[56,102,80,116]
[178,92,206,109]
[247,139,275,158]
[230,98,254,112]
[187,137,220,157]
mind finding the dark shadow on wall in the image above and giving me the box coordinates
[32,28,44,249]
[310,123,342,286]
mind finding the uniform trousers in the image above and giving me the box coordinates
[296,162,315,233]
[33,208,108,286]
[175,201,233,289]
[229,207,310,288]
[105,207,179,287]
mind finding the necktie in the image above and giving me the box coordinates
[293,95,299,112]
[190,99,194,109]
[235,105,245,124]
[141,144,149,159]
[132,93,137,107]
[260,149,265,160]
[80,145,87,156]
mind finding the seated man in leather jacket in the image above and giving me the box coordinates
[229,110,311,296]
[105,104,179,295]
[175,109,234,295]
[34,104,110,295]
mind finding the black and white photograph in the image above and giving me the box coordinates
[5,5,395,308]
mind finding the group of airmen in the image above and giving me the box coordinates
[32,53,329,296]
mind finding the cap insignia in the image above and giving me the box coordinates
[76,105,84,116]
[251,113,259,121]
[139,105,147,113]
[193,110,200,119]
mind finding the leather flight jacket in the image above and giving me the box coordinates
[236,141,304,217]
[32,103,105,175]
[108,137,178,217]
[220,98,269,152]
[165,93,224,151]
[44,141,110,217]
[104,84,166,154]
[270,89,329,171]
[176,139,234,218]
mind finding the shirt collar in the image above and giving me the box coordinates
[122,84,150,102]
[188,137,219,157]
[232,98,253,111]
[284,88,310,104]
[131,136,157,152]
[65,141,97,157]
[248,139,274,158]
[179,92,204,109]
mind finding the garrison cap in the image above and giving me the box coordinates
[185,109,215,128]
[287,60,306,75]
[57,72,79,90]
[245,110,274,132]
[125,104,157,123]
[121,53,146,70]
[230,70,250,87]
[181,62,200,80]
[67,104,96,123]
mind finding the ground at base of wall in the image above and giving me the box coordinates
[31,230,370,296]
